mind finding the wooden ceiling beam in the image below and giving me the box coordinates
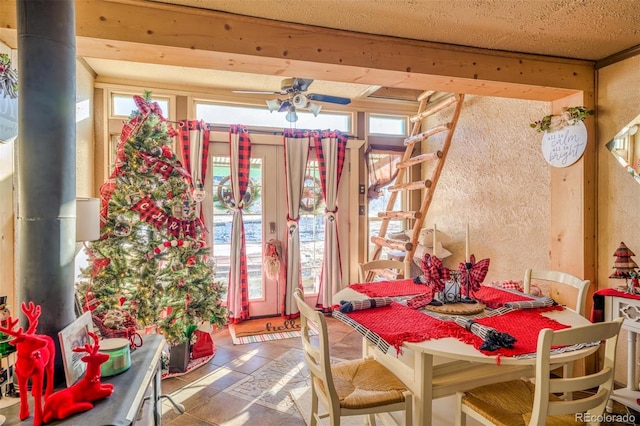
[0,0,595,101]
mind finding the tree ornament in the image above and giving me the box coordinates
[113,215,132,237]
[149,145,163,157]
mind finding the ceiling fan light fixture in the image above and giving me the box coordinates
[266,98,282,112]
[308,102,322,117]
[292,94,308,109]
[285,108,298,123]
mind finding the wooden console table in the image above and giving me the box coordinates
[604,294,640,411]
[53,333,165,426]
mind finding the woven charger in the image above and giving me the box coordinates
[424,302,485,315]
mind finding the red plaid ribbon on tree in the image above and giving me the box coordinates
[131,197,168,229]
[167,217,182,237]
[153,161,174,180]
[182,220,196,238]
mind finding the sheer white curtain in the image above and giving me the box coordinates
[282,129,310,317]
[314,130,348,310]
[227,125,251,323]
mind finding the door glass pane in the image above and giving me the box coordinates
[299,160,325,294]
[212,156,264,300]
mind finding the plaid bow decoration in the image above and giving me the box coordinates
[133,95,178,137]
[421,253,450,292]
[458,254,490,293]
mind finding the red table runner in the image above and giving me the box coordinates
[340,302,568,359]
[349,279,424,297]
[591,288,640,322]
[348,281,537,308]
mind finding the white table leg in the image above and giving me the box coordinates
[414,351,433,426]
[627,330,637,392]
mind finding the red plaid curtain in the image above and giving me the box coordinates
[227,125,252,323]
[313,130,348,310]
[178,120,210,221]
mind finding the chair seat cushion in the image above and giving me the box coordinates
[314,358,407,409]
[462,380,583,426]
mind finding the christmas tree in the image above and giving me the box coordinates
[76,93,227,345]
[609,241,638,280]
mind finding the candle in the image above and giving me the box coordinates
[433,223,437,257]
[465,222,470,263]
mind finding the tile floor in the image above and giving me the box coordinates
[161,316,640,426]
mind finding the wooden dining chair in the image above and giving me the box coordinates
[358,259,408,282]
[293,289,413,426]
[455,317,623,426]
[524,269,592,399]
[523,269,590,316]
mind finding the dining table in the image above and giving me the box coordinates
[331,279,597,426]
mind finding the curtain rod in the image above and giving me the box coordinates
[125,119,357,138]
[206,124,356,139]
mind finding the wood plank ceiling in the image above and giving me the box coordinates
[0,0,638,102]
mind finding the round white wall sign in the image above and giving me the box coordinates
[541,121,587,168]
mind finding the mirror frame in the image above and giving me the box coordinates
[606,113,640,184]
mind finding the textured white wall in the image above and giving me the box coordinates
[422,95,551,284]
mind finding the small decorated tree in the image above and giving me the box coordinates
[609,241,639,293]
[76,93,227,346]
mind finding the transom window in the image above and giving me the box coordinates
[195,102,352,133]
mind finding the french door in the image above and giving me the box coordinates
[208,143,284,316]
[206,140,353,317]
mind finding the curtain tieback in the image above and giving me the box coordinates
[325,207,338,222]
[286,214,299,234]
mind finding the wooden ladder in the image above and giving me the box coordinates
[368,91,465,280]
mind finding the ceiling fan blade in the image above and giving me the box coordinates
[307,93,351,105]
[232,90,286,95]
[292,78,314,92]
[278,100,291,112]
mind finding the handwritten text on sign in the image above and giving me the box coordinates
[0,95,18,144]
[541,121,587,168]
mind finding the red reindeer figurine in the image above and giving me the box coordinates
[0,302,55,426]
[43,331,114,423]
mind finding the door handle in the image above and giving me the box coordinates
[269,222,276,234]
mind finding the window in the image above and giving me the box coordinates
[195,102,352,133]
[369,114,407,136]
[299,159,325,294]
[111,93,171,118]
[366,149,406,258]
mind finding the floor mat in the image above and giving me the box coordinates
[229,317,315,344]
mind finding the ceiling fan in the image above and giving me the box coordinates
[233,77,351,122]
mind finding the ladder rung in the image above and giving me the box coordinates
[417,90,436,102]
[404,124,451,146]
[371,236,413,252]
[377,210,422,220]
[410,94,457,123]
[388,180,432,191]
[398,152,441,169]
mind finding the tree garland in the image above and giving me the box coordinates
[530,106,594,133]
